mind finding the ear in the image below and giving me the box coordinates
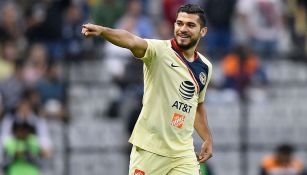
[200,27,207,37]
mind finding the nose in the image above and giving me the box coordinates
[179,25,188,33]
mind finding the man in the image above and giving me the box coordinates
[260,144,304,175]
[2,121,41,175]
[82,4,213,175]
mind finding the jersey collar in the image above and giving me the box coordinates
[170,38,199,62]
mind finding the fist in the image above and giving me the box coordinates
[81,23,102,37]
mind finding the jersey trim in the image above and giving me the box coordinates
[171,38,199,61]
[171,39,207,93]
[173,52,200,93]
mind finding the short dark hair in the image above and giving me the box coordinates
[276,144,294,155]
[176,4,207,27]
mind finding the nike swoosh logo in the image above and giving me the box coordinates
[171,63,179,67]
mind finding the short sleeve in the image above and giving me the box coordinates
[198,63,212,103]
[139,39,156,65]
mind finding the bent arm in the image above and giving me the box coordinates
[194,102,212,142]
[194,102,213,162]
[82,24,147,58]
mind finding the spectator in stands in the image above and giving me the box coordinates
[0,59,26,113]
[103,15,137,81]
[203,0,236,59]
[90,0,124,28]
[36,60,66,121]
[100,1,147,114]
[221,46,267,98]
[36,60,65,104]
[103,0,156,83]
[0,40,18,82]
[0,2,24,42]
[23,43,48,87]
[285,0,307,61]
[62,3,88,61]
[25,0,70,60]
[22,88,43,117]
[1,121,41,175]
[116,0,156,38]
[0,94,52,159]
[260,144,304,175]
[236,0,284,59]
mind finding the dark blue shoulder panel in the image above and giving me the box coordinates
[172,48,209,92]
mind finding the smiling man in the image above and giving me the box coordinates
[81,4,213,175]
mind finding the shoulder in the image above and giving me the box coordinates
[4,136,15,146]
[261,155,276,169]
[142,39,171,59]
[293,159,304,170]
[140,39,170,63]
[198,52,213,70]
[145,39,170,48]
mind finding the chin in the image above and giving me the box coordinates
[174,36,197,50]
[178,43,189,48]
[179,40,190,45]
[176,38,189,45]
[179,44,193,50]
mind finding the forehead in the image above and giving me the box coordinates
[176,12,200,24]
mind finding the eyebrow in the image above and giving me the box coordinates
[187,22,196,26]
[176,20,197,26]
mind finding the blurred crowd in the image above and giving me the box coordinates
[0,0,306,174]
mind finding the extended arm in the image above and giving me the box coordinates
[194,102,213,162]
[81,23,147,58]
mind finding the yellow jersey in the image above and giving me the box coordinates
[129,39,212,157]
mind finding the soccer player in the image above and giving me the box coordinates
[82,4,213,175]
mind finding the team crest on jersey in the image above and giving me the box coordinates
[199,72,207,85]
[134,169,145,175]
[179,81,195,100]
[171,113,186,129]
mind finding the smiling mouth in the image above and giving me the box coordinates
[178,35,190,39]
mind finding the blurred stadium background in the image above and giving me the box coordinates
[0,0,306,175]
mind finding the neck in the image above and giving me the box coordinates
[182,49,196,62]
[182,40,199,62]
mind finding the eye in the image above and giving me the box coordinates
[188,23,196,28]
[176,21,183,26]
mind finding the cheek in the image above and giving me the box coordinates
[191,31,200,38]
[174,27,179,34]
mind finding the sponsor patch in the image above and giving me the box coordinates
[171,113,186,129]
[179,81,195,100]
[134,169,145,175]
[199,72,207,85]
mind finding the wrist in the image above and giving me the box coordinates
[98,26,107,37]
[205,136,213,142]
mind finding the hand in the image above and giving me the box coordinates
[81,23,103,37]
[198,140,213,163]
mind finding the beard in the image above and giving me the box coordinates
[174,35,199,50]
